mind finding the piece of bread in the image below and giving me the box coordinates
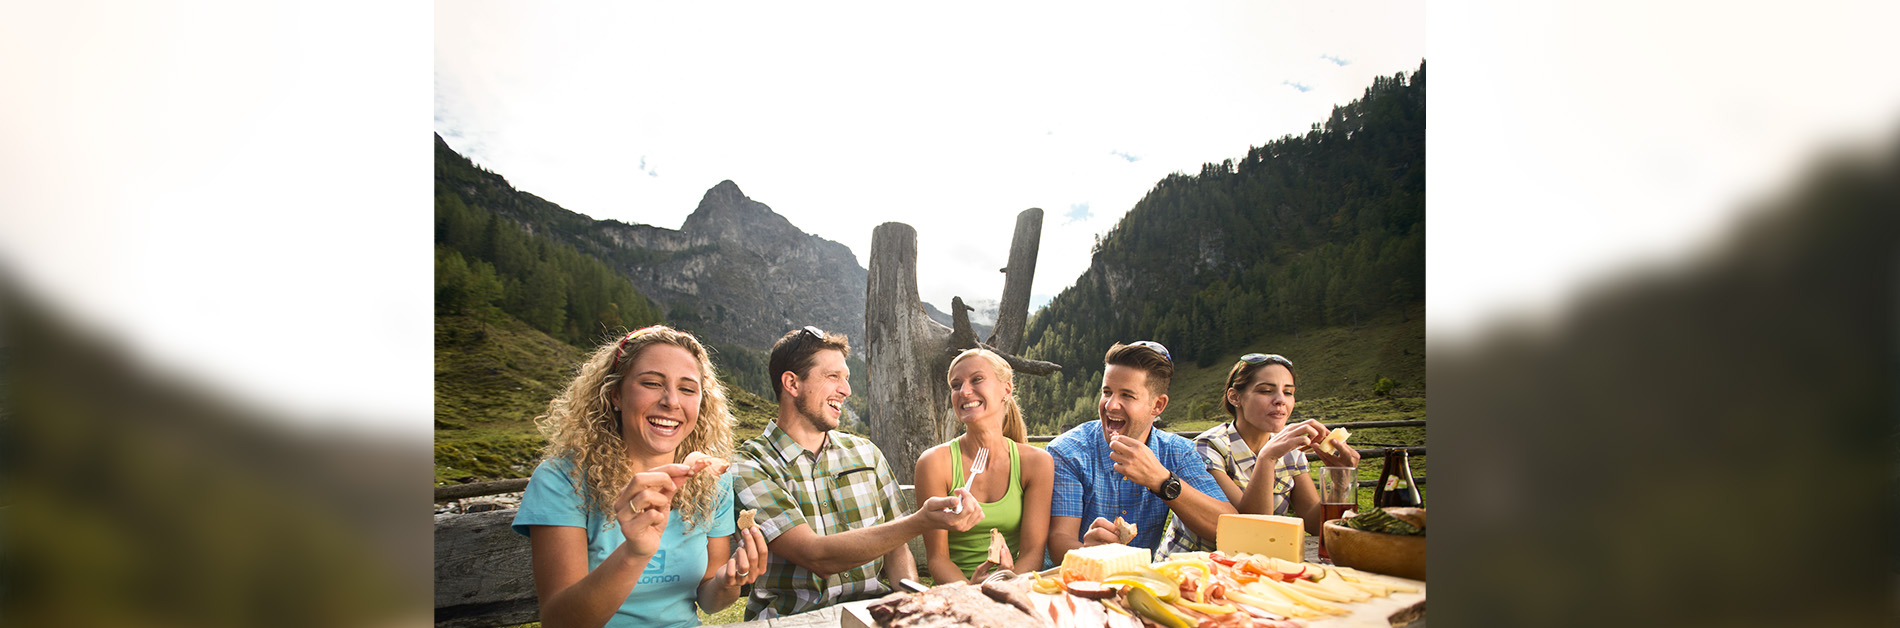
[684,451,731,476]
[985,528,1014,571]
[736,509,757,531]
[1114,516,1138,544]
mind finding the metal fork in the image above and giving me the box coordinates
[955,447,989,514]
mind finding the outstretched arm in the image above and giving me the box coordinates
[917,445,971,584]
[768,491,980,577]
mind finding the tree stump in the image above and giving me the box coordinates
[864,218,1059,485]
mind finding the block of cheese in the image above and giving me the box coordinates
[1060,543,1152,582]
[1216,514,1304,562]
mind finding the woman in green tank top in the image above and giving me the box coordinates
[914,349,1055,583]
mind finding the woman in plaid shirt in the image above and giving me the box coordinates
[1163,353,1362,553]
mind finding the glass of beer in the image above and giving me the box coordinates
[1317,466,1357,561]
[1319,466,1358,522]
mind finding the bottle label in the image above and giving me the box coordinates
[1383,476,1399,491]
[1395,479,1408,489]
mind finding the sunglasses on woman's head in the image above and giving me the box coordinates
[1240,353,1293,368]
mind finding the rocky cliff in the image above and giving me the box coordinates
[434,135,865,350]
[613,180,867,349]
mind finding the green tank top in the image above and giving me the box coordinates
[945,439,1023,578]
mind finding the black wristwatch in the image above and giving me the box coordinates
[1153,473,1183,501]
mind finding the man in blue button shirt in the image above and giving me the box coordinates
[1046,341,1235,563]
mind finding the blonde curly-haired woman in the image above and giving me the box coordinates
[512,325,768,628]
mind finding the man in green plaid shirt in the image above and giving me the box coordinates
[731,327,983,620]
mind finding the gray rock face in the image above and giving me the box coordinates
[619,181,867,349]
[436,136,865,351]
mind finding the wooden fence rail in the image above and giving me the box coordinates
[1024,419,1426,444]
[435,447,1427,502]
[436,478,530,502]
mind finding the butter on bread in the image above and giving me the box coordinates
[736,509,757,530]
[1114,516,1138,544]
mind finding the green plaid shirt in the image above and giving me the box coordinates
[731,421,904,620]
[1161,421,1308,554]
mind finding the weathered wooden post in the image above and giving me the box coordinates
[865,222,956,484]
[992,208,1042,355]
[865,218,1059,486]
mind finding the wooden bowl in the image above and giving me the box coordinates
[1324,517,1426,581]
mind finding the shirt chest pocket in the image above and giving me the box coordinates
[824,466,880,531]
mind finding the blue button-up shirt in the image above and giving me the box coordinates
[1048,420,1228,553]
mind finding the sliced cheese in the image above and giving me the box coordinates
[1060,543,1152,582]
[1216,514,1304,563]
[1316,427,1351,455]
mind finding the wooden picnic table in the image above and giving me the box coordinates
[712,536,1423,628]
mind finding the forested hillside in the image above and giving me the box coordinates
[1018,61,1426,433]
[435,144,665,347]
[435,140,861,483]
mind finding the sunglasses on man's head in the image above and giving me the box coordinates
[787,325,827,356]
[1129,340,1171,362]
[1240,353,1293,368]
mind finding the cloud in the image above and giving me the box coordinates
[1108,150,1141,162]
[639,155,658,178]
[1320,54,1351,66]
[1064,202,1092,225]
[1282,80,1314,93]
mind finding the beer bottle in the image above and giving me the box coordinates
[1379,449,1423,508]
[1372,449,1394,507]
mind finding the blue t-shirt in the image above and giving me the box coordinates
[1048,420,1227,553]
[513,457,736,628]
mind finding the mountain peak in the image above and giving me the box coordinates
[681,180,799,246]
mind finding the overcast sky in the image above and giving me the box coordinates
[433,1,1427,316]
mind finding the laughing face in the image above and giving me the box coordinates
[791,348,851,432]
[615,344,703,459]
[949,355,1011,428]
[1098,364,1166,443]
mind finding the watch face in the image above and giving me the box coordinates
[1161,475,1182,500]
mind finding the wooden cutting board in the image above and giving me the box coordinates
[839,602,876,628]
[1307,575,1426,627]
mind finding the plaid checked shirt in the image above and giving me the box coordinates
[731,421,904,620]
[1161,421,1309,554]
[1048,420,1226,557]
